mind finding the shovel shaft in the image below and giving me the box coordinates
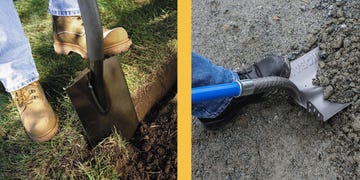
[78,0,108,110]
[192,82,241,103]
[192,77,302,104]
[77,0,104,61]
[68,0,139,146]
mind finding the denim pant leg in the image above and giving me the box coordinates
[48,0,81,16]
[192,52,240,118]
[0,0,39,92]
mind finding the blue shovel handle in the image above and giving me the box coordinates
[192,82,242,103]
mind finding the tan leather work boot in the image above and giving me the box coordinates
[52,16,132,58]
[10,81,59,142]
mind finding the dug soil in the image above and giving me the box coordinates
[118,87,177,179]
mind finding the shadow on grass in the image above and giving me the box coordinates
[32,39,87,105]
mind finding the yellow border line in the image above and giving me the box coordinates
[178,0,191,179]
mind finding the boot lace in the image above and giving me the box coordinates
[12,82,41,110]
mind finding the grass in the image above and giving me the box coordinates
[0,0,176,179]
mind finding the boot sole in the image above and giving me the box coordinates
[104,39,132,57]
[53,42,88,58]
[53,39,132,58]
[200,109,244,130]
[28,115,59,142]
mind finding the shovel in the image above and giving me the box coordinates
[192,48,350,121]
[66,0,138,147]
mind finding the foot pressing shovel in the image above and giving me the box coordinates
[66,0,138,147]
[192,48,350,121]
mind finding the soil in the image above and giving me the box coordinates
[192,0,360,179]
[118,87,177,179]
[314,0,360,104]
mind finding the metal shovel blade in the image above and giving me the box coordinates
[66,56,139,147]
[289,47,350,121]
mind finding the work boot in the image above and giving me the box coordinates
[52,16,132,58]
[11,81,59,142]
[198,56,290,130]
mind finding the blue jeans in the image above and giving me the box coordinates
[0,0,80,92]
[192,52,240,118]
[48,0,80,16]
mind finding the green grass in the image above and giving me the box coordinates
[0,0,176,179]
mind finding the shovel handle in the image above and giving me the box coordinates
[78,0,108,110]
[192,82,242,103]
[77,0,104,62]
[192,77,303,104]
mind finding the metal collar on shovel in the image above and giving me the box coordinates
[67,0,138,147]
[192,48,350,121]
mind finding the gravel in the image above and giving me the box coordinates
[315,0,360,104]
[192,0,360,179]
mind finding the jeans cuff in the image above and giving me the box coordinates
[48,9,81,16]
[192,70,239,118]
[231,70,240,81]
[5,73,39,92]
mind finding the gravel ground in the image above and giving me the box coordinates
[192,0,359,179]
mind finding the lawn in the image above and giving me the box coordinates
[0,0,176,178]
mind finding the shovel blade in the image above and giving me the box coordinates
[67,56,138,147]
[289,47,350,121]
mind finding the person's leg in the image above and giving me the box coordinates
[0,0,39,92]
[192,52,291,130]
[191,52,239,118]
[48,0,80,16]
[0,0,58,142]
[48,0,132,58]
